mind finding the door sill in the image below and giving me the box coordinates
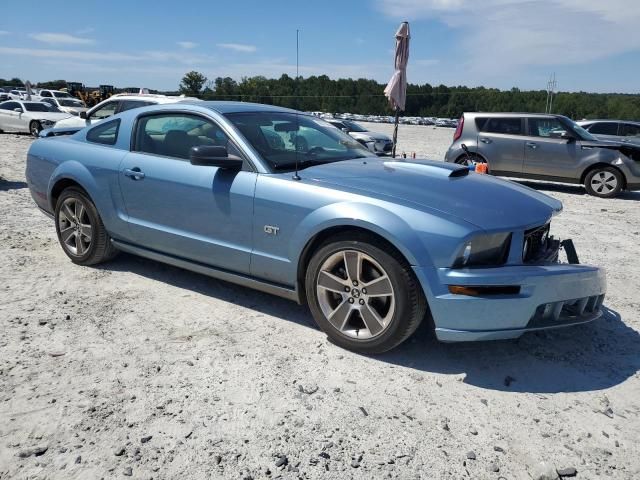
[111,239,301,303]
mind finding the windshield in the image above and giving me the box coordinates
[24,102,51,112]
[59,99,84,107]
[53,91,73,98]
[342,120,368,133]
[225,111,371,171]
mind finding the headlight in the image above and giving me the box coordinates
[453,232,512,268]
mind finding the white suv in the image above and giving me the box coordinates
[54,93,200,129]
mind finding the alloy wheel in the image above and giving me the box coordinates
[57,197,93,256]
[590,170,618,195]
[316,249,395,340]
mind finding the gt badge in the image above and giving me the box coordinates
[264,225,280,236]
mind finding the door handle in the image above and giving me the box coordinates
[526,142,538,149]
[123,167,145,180]
[479,138,492,144]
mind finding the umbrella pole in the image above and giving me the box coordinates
[391,107,400,158]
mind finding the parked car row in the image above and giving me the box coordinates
[445,112,640,198]
[0,92,199,135]
[309,111,459,127]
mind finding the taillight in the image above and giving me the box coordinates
[453,115,464,142]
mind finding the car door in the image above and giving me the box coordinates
[619,123,640,146]
[118,111,256,274]
[522,117,580,179]
[585,121,620,142]
[474,116,525,174]
[0,101,20,130]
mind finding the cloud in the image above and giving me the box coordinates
[76,27,95,35]
[217,43,257,53]
[0,46,217,65]
[178,41,198,49]
[0,46,140,61]
[376,0,640,75]
[29,32,95,45]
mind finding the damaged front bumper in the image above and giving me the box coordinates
[413,242,607,342]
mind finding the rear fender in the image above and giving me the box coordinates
[47,161,121,232]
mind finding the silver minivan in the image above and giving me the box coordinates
[445,112,640,198]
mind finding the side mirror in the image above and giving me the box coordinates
[189,145,243,168]
[79,111,87,119]
[14,108,22,113]
[561,131,575,142]
[341,127,349,133]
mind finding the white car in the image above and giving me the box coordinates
[40,96,88,116]
[38,89,75,100]
[0,100,71,136]
[326,119,393,155]
[54,93,201,129]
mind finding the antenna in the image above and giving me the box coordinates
[293,28,301,181]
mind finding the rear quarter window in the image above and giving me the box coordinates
[86,119,120,146]
[475,117,522,135]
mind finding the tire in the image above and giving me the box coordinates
[29,120,42,137]
[584,166,623,198]
[305,233,427,354]
[54,187,118,265]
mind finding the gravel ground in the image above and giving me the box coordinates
[1,126,639,480]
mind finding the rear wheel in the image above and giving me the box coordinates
[55,187,118,265]
[29,120,42,137]
[584,166,623,198]
[305,234,426,354]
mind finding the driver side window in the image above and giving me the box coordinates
[528,118,564,138]
[133,112,242,160]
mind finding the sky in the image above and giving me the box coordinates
[1,0,639,93]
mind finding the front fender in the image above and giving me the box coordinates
[289,201,432,269]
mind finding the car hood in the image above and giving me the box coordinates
[60,106,88,113]
[303,158,562,231]
[54,116,88,128]
[349,131,391,142]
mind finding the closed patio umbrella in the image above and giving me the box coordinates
[384,22,410,158]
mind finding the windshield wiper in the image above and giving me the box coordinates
[272,159,329,171]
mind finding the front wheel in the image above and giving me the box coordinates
[305,234,427,354]
[584,167,623,198]
[29,120,42,137]
[55,187,118,265]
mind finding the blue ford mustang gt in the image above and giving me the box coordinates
[25,101,606,353]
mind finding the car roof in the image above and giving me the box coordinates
[185,100,300,115]
[577,119,639,124]
[463,112,563,118]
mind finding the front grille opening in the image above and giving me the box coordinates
[523,223,550,263]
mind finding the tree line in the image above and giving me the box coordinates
[4,74,639,120]
[178,72,640,121]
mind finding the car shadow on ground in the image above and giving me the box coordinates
[0,178,28,191]
[101,253,639,395]
[513,179,640,201]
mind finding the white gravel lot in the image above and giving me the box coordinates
[1,125,639,480]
